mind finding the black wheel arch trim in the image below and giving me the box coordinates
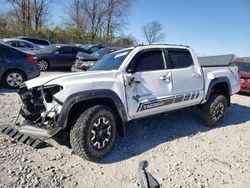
[205,77,232,103]
[56,89,127,136]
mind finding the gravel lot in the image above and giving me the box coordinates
[0,72,250,188]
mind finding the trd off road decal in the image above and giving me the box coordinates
[137,91,200,112]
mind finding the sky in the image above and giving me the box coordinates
[30,0,250,57]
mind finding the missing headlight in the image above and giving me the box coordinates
[42,85,63,103]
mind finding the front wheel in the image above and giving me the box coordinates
[70,105,117,161]
[201,94,228,127]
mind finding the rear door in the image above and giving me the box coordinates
[165,48,204,106]
[0,45,11,75]
[56,46,74,67]
[125,48,173,118]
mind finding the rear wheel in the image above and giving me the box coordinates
[70,105,117,161]
[38,60,49,71]
[2,70,26,88]
[201,94,228,127]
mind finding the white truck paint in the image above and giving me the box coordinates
[19,44,240,136]
[16,44,241,161]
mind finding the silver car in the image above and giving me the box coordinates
[2,38,41,51]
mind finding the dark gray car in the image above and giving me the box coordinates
[0,43,40,88]
[71,47,123,71]
[35,44,91,70]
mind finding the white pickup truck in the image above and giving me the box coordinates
[15,44,240,161]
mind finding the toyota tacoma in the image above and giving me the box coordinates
[16,45,240,161]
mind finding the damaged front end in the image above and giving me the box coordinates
[18,84,63,139]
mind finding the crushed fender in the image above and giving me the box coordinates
[1,126,45,148]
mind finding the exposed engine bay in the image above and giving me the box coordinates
[18,84,63,131]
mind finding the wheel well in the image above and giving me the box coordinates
[210,82,230,105]
[1,69,27,85]
[66,97,125,137]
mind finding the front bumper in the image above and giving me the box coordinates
[19,121,62,139]
[240,82,250,94]
[71,66,84,72]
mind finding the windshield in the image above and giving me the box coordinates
[90,49,132,71]
[80,44,94,50]
[92,48,112,58]
[236,62,250,73]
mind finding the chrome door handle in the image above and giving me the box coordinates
[192,73,201,78]
[160,76,167,80]
[160,76,171,82]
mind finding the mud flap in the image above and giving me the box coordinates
[0,126,45,148]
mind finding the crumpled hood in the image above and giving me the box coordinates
[24,71,119,89]
[77,52,99,61]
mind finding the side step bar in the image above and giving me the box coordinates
[1,127,45,149]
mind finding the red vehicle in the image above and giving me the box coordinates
[234,61,250,94]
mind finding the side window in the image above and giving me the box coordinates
[10,41,18,47]
[18,41,32,48]
[89,46,99,53]
[59,47,72,55]
[72,47,82,54]
[167,49,194,69]
[5,41,12,46]
[133,50,165,72]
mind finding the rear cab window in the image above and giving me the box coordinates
[166,48,194,69]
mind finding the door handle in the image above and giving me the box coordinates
[192,73,201,78]
[160,75,171,82]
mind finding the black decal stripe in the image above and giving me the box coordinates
[183,93,191,101]
[174,94,184,103]
[195,91,200,99]
[190,92,196,100]
[136,91,200,112]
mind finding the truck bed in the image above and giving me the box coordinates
[198,54,235,67]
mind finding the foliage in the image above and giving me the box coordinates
[142,21,165,44]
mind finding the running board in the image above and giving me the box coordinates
[0,127,45,149]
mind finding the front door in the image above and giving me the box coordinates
[125,49,173,119]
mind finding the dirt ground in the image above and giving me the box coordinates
[0,73,250,188]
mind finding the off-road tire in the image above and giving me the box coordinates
[70,105,117,161]
[201,94,228,127]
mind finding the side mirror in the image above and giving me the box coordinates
[55,51,60,55]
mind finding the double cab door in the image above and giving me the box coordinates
[124,48,204,119]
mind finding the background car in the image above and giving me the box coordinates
[80,44,105,53]
[0,43,40,88]
[71,47,123,71]
[35,44,91,70]
[2,38,41,51]
[233,61,250,94]
[17,37,51,48]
